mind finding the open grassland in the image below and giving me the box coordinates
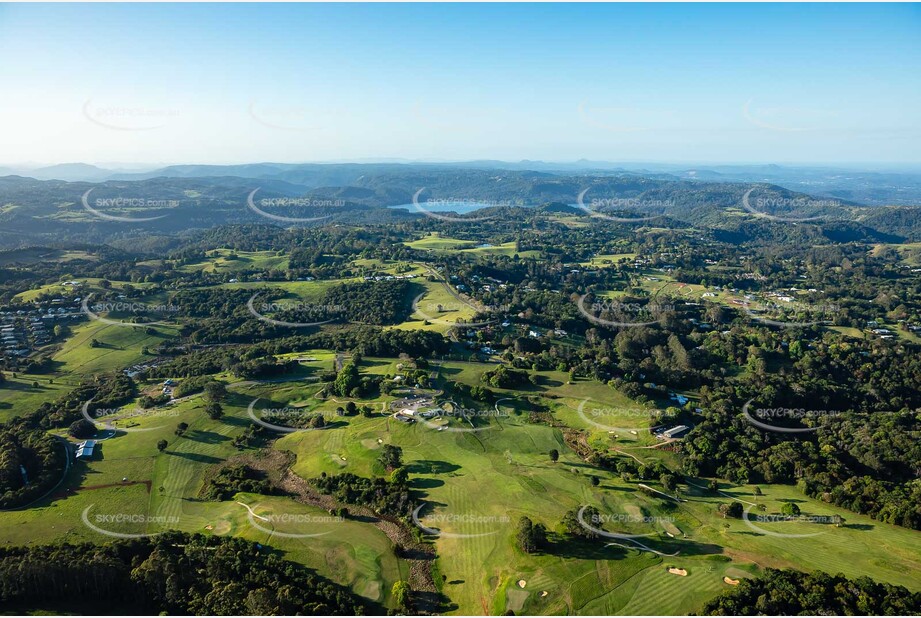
[273,357,921,614]
[405,233,477,251]
[279,405,921,614]
[577,253,638,268]
[350,258,427,277]
[216,278,344,299]
[0,384,406,607]
[14,278,155,303]
[461,241,540,259]
[870,242,921,266]
[0,248,100,266]
[177,249,291,273]
[405,233,540,258]
[676,481,921,591]
[389,277,480,334]
[51,320,179,376]
[4,349,921,615]
[231,493,405,605]
[0,374,75,423]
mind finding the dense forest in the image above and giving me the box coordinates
[0,532,376,614]
[701,569,921,615]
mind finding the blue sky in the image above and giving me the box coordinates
[0,3,918,166]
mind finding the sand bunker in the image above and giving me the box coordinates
[723,577,740,586]
[209,520,232,535]
[517,580,527,588]
[623,504,643,518]
[667,567,688,576]
[540,591,548,598]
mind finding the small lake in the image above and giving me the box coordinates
[389,201,498,214]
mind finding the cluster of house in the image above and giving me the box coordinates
[123,359,166,378]
[526,327,568,339]
[450,274,509,295]
[1,302,84,364]
[0,322,28,358]
[393,406,445,423]
[866,320,921,340]
[870,326,895,339]
[391,395,445,423]
[362,274,418,281]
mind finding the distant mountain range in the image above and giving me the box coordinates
[0,164,919,251]
[3,160,920,207]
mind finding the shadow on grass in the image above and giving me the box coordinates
[410,477,445,490]
[167,451,223,465]
[541,532,723,560]
[531,374,564,388]
[413,590,456,615]
[539,534,631,560]
[406,460,461,474]
[219,414,250,428]
[185,429,231,445]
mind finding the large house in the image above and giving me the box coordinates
[656,425,690,440]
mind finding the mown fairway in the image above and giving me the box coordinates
[273,358,921,614]
[0,382,407,607]
[4,323,921,614]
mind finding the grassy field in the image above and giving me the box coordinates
[461,241,540,259]
[389,277,481,334]
[271,357,921,614]
[870,242,921,266]
[0,318,180,421]
[405,233,477,251]
[14,278,154,303]
[277,393,921,614]
[4,295,921,616]
[177,249,291,273]
[578,253,638,268]
[50,320,179,376]
[217,278,344,298]
[405,233,540,258]
[0,374,75,423]
[350,258,427,277]
[0,383,407,607]
[0,248,100,266]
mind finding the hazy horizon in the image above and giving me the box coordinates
[4,159,921,173]
[1,3,919,166]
